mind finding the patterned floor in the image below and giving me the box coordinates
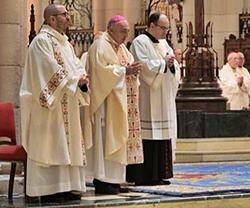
[128,161,250,197]
[1,161,250,207]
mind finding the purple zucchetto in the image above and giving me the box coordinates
[107,15,126,28]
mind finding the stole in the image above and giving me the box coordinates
[116,45,143,164]
[49,36,87,166]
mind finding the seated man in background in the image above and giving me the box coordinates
[174,48,182,64]
[219,52,250,110]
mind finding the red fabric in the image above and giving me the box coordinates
[0,102,27,199]
[0,102,27,162]
[0,145,26,161]
[0,103,16,141]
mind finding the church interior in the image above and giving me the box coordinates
[1,0,250,207]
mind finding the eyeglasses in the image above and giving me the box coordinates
[53,11,69,17]
[155,23,170,31]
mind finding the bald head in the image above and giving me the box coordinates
[44,4,65,23]
[227,52,237,62]
[174,48,182,63]
[227,52,239,69]
[237,52,245,68]
[237,52,245,59]
[43,4,70,34]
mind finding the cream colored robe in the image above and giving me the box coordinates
[80,52,88,68]
[130,34,179,160]
[20,25,89,196]
[219,63,250,110]
[85,32,135,183]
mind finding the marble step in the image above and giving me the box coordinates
[176,137,250,163]
[176,150,250,163]
[176,137,250,151]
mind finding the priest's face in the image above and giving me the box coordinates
[237,53,245,68]
[108,20,130,45]
[53,6,71,34]
[228,52,239,69]
[174,48,182,63]
[153,15,170,40]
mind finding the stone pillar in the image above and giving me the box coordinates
[0,0,25,105]
[92,0,124,32]
[0,1,59,104]
[182,0,195,50]
[0,0,28,144]
[204,0,244,66]
[26,0,45,33]
[93,0,106,32]
[123,0,142,39]
[93,0,142,41]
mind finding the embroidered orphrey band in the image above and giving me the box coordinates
[39,37,68,107]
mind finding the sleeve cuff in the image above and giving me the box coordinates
[159,60,166,74]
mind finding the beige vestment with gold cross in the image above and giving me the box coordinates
[84,32,143,183]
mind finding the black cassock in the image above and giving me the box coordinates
[126,139,173,185]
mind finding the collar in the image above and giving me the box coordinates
[40,25,68,43]
[104,31,121,51]
[227,63,237,70]
[144,31,159,43]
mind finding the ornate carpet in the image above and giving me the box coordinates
[128,162,250,197]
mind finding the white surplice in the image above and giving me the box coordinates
[219,63,250,110]
[20,25,89,196]
[130,34,179,161]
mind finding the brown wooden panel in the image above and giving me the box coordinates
[224,35,250,71]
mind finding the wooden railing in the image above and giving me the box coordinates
[224,34,250,71]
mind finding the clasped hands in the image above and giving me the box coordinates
[165,54,175,67]
[78,74,89,92]
[236,76,244,87]
[126,61,142,75]
[78,74,89,86]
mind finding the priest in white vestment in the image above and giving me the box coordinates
[85,15,142,194]
[20,4,89,202]
[219,52,250,110]
[127,12,179,185]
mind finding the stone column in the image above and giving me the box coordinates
[0,0,25,105]
[205,0,244,66]
[93,0,142,41]
[182,0,195,50]
[93,0,106,32]
[123,0,142,39]
[0,0,28,144]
